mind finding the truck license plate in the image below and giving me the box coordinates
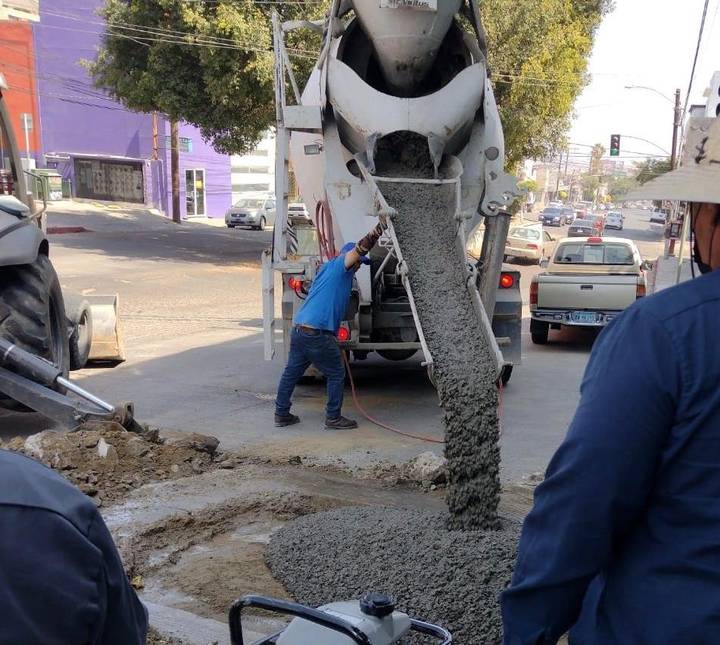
[380,0,437,9]
[572,311,597,324]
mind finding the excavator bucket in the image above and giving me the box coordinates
[85,294,125,363]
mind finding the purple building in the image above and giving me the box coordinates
[32,0,231,218]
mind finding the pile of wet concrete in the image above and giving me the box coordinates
[266,506,519,643]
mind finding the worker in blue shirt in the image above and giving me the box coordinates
[0,448,147,644]
[275,222,384,430]
[502,118,720,645]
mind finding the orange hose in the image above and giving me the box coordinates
[342,352,445,444]
[341,352,505,444]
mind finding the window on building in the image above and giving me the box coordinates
[232,183,271,193]
[232,165,270,174]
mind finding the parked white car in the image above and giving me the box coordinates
[650,209,669,224]
[225,196,276,230]
[604,211,624,230]
[287,202,310,221]
[504,223,555,262]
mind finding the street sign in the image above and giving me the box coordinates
[610,134,620,157]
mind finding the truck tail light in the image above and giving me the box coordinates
[526,243,539,250]
[587,237,603,243]
[336,325,350,342]
[636,281,646,299]
[288,277,302,290]
[530,279,538,305]
[499,273,515,289]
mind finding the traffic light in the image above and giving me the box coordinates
[610,134,621,157]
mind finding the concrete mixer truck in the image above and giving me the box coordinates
[262,0,521,384]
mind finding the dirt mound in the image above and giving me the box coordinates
[266,506,520,644]
[1,424,221,506]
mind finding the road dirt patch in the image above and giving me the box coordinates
[1,424,222,506]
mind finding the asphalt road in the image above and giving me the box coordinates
[1,204,665,482]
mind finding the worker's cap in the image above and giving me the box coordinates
[628,117,720,204]
[341,242,371,265]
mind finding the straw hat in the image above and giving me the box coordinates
[628,117,720,204]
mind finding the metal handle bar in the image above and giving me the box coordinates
[229,595,371,645]
[228,594,452,645]
[410,618,453,644]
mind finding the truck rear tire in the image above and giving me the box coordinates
[530,319,549,345]
[64,294,93,371]
[0,254,70,407]
[377,349,417,361]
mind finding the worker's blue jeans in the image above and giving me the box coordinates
[275,326,345,420]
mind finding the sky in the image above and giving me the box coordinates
[568,0,720,167]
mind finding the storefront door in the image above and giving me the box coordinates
[185,168,206,216]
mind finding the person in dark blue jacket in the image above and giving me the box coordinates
[0,448,148,644]
[502,117,720,644]
[275,222,384,430]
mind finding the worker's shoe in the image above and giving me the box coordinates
[324,416,358,430]
[274,413,300,427]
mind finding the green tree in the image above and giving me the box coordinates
[606,175,637,201]
[634,158,672,185]
[90,0,611,165]
[589,143,605,175]
[580,173,600,201]
[89,0,321,155]
[484,0,613,168]
[518,178,538,193]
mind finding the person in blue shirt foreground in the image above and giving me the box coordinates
[502,117,720,645]
[0,448,148,644]
[275,221,385,430]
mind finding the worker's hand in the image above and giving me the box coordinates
[378,213,389,230]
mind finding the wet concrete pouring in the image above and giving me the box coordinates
[263,149,519,642]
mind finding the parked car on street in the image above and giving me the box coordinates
[540,207,569,226]
[650,208,669,224]
[225,196,276,230]
[568,219,596,237]
[287,202,310,221]
[503,224,556,262]
[562,207,576,225]
[529,236,647,344]
[604,211,624,230]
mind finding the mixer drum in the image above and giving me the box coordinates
[350,0,463,96]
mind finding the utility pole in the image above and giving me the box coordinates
[671,88,681,169]
[667,89,682,256]
[170,120,181,224]
[555,151,563,198]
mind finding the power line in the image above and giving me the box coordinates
[683,0,711,117]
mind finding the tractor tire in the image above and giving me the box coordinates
[0,254,70,408]
[64,294,93,371]
[530,319,549,345]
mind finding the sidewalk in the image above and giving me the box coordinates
[651,247,693,293]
